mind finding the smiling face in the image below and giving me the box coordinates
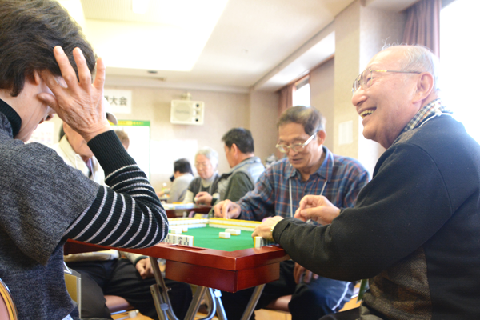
[352,48,423,149]
[277,122,324,174]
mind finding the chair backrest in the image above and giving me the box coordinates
[0,278,18,320]
[64,265,82,318]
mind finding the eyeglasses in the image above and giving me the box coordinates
[276,133,316,154]
[352,69,422,93]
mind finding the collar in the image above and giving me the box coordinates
[286,146,334,181]
[226,156,260,174]
[397,98,451,139]
[0,98,22,137]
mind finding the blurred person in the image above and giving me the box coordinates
[184,147,220,205]
[168,158,194,203]
[114,129,130,150]
[0,1,168,318]
[56,125,192,319]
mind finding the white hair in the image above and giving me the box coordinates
[384,45,441,93]
[195,146,218,169]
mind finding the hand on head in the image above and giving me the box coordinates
[213,199,241,219]
[294,195,340,225]
[38,46,110,142]
[195,192,213,205]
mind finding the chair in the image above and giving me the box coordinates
[64,266,82,318]
[0,278,18,320]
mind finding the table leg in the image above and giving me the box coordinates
[240,284,266,320]
[184,286,208,320]
[150,257,180,320]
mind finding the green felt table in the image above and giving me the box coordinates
[180,226,255,251]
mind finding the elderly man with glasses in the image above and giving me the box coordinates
[252,45,480,320]
[214,105,369,320]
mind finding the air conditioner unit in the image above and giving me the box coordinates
[170,100,204,125]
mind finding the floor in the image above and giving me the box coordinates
[111,295,360,320]
[111,309,292,320]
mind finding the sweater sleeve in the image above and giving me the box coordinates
[273,144,453,281]
[63,130,167,249]
[224,172,254,203]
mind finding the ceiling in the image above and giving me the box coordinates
[66,0,418,92]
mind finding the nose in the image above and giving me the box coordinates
[351,88,367,109]
[286,147,299,157]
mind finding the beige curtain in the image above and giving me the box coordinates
[402,0,441,57]
[278,84,295,118]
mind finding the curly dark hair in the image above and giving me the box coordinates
[0,0,96,97]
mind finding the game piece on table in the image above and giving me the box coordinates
[225,228,241,235]
[169,227,182,234]
[182,226,188,232]
[219,232,230,239]
[253,236,276,248]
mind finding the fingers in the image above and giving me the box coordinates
[73,48,92,90]
[221,200,231,218]
[92,57,106,92]
[53,46,78,90]
[213,201,224,217]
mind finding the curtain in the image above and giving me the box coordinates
[402,0,442,57]
[278,84,295,118]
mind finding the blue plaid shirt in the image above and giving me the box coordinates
[238,147,370,221]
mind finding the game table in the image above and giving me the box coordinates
[64,218,289,320]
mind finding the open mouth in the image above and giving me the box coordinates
[361,108,376,119]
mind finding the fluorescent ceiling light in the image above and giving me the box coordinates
[132,0,150,14]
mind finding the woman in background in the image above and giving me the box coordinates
[184,146,220,205]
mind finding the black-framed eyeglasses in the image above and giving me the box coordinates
[276,133,316,154]
[352,69,422,93]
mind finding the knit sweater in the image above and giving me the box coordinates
[0,100,167,319]
[273,114,480,319]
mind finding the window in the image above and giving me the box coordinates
[292,77,310,107]
[440,0,480,142]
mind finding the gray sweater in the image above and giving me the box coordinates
[0,100,167,319]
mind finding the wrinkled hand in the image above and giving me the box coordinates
[294,195,340,225]
[252,216,283,239]
[38,46,109,142]
[213,200,241,219]
[294,262,318,284]
[195,192,213,205]
[135,258,154,279]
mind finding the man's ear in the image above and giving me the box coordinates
[231,143,239,156]
[317,130,326,146]
[413,72,435,102]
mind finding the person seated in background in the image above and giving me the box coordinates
[114,129,130,150]
[214,106,369,320]
[0,1,168,318]
[168,158,194,203]
[56,124,192,320]
[217,128,265,203]
[184,147,220,205]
